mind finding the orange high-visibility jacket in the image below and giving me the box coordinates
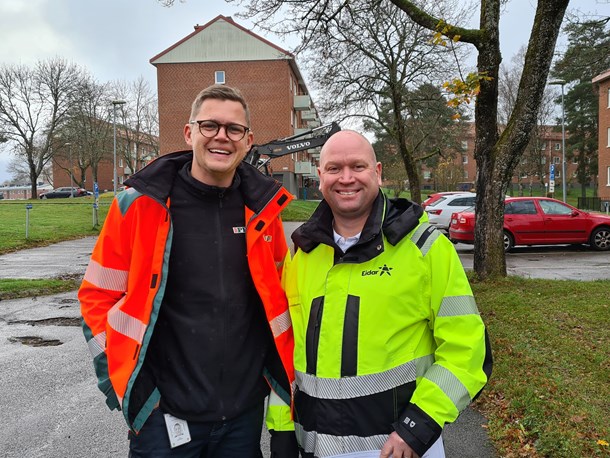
[79,153,295,432]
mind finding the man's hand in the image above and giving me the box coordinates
[379,432,420,458]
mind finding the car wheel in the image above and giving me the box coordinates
[41,195,47,200]
[503,230,514,252]
[590,227,610,251]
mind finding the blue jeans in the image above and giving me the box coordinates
[128,402,264,457]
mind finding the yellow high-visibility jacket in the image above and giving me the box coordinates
[283,192,492,458]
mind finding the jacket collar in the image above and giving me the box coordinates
[292,191,424,262]
[124,150,283,213]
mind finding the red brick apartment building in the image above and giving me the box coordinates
[149,15,322,197]
[51,129,158,193]
[420,122,577,195]
[593,69,610,202]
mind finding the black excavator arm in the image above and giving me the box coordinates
[244,122,340,174]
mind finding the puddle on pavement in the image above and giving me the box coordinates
[9,336,62,347]
[10,317,81,327]
[6,316,81,347]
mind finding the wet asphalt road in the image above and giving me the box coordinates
[1,227,608,457]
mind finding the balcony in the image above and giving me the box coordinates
[294,95,311,111]
[301,110,317,121]
[295,161,314,175]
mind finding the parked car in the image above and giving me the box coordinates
[448,196,610,251]
[0,192,4,200]
[425,192,477,232]
[39,187,88,199]
[421,191,463,209]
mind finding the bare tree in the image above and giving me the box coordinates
[498,47,557,196]
[112,77,160,175]
[56,72,114,187]
[0,58,82,198]
[158,0,570,279]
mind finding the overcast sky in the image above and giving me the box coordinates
[0,0,605,184]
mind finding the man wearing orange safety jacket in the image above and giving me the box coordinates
[79,85,297,457]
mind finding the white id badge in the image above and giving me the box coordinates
[163,413,192,448]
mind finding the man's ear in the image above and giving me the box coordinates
[376,162,383,186]
[184,123,193,146]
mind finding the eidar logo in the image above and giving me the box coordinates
[361,264,393,277]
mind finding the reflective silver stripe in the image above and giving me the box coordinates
[425,364,471,411]
[410,222,440,256]
[87,331,106,359]
[296,423,387,457]
[84,259,128,292]
[296,355,434,400]
[438,295,479,317]
[269,310,292,338]
[107,297,146,344]
[268,390,286,407]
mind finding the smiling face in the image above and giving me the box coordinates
[184,98,253,187]
[318,131,382,230]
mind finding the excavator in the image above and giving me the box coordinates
[244,122,341,175]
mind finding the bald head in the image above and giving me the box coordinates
[318,129,382,235]
[320,130,377,166]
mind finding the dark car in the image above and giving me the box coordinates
[449,196,610,251]
[39,187,88,199]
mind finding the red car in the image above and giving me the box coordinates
[448,197,610,251]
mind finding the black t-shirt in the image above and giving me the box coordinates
[145,163,272,422]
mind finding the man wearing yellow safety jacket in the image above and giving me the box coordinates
[282,130,492,458]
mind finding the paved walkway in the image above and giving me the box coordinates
[0,236,497,458]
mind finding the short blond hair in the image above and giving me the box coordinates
[190,85,250,126]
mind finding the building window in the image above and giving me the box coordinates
[423,171,431,179]
[607,166,610,186]
[215,71,225,84]
[555,143,561,150]
[119,158,123,167]
[462,154,468,164]
[540,142,546,150]
[463,170,469,179]
[461,140,468,150]
[608,127,610,147]
[553,156,560,164]
[541,157,546,164]
[607,88,610,108]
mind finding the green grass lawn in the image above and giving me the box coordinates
[472,277,610,457]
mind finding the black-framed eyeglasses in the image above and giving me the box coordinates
[190,120,250,141]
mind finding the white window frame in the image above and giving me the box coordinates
[555,142,561,150]
[461,140,468,151]
[607,166,610,186]
[215,71,225,85]
[553,156,560,164]
[607,127,610,147]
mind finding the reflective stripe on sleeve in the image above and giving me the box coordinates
[295,423,387,458]
[424,364,471,411]
[296,355,434,400]
[269,309,292,338]
[87,331,106,359]
[107,297,146,344]
[438,295,479,317]
[410,223,440,256]
[84,259,128,292]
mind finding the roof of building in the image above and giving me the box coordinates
[592,68,610,85]
[149,15,309,88]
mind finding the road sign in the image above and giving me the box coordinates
[25,204,33,210]
[550,164,555,180]
[93,182,99,199]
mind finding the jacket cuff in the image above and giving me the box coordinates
[393,403,442,458]
[269,430,299,458]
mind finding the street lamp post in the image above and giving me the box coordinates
[64,142,74,197]
[112,100,126,196]
[549,80,567,202]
